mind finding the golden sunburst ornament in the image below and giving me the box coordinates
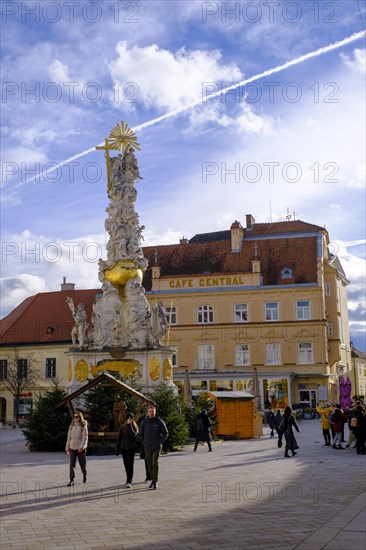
[108,121,140,154]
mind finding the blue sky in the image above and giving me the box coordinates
[1,0,365,349]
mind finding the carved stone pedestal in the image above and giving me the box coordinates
[65,347,176,395]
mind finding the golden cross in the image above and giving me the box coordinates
[96,138,116,191]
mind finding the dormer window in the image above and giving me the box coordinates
[281,267,293,279]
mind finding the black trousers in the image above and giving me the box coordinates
[121,449,135,483]
[322,429,331,445]
[69,449,86,480]
[194,437,212,451]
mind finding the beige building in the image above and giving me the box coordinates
[143,216,352,410]
[350,346,366,398]
[0,216,354,421]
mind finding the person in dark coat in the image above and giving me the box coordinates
[139,406,168,490]
[115,412,138,488]
[194,409,212,452]
[282,406,300,458]
[331,404,346,449]
[273,409,283,438]
[266,407,275,437]
[353,405,366,455]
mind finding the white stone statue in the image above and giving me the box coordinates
[124,277,153,349]
[150,301,168,346]
[90,283,120,348]
[89,145,164,350]
[66,297,88,348]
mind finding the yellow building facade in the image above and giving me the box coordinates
[143,216,352,410]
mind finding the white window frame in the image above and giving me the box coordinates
[197,344,215,369]
[296,300,311,320]
[197,305,214,324]
[234,303,248,323]
[235,344,250,366]
[45,358,56,379]
[298,342,313,364]
[266,343,281,365]
[265,302,279,321]
[281,267,293,279]
[165,306,177,325]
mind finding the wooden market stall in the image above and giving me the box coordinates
[207,391,262,439]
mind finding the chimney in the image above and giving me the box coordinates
[246,214,255,230]
[230,221,244,252]
[60,277,75,291]
[251,243,261,273]
[180,237,189,245]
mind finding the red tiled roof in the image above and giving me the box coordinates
[143,221,320,290]
[0,290,100,345]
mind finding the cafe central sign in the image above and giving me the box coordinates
[151,272,260,291]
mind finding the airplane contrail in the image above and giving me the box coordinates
[15,29,365,187]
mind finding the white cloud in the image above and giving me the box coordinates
[48,59,71,82]
[340,48,366,73]
[0,274,47,318]
[108,42,242,111]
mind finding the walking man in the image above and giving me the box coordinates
[139,405,168,490]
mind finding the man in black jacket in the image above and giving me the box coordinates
[139,406,168,489]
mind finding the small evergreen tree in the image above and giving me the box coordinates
[23,384,70,451]
[148,382,189,451]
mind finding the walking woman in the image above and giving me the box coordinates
[115,412,138,487]
[282,406,300,458]
[65,411,88,486]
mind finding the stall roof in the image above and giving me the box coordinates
[203,391,254,399]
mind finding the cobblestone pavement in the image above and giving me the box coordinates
[1,420,365,550]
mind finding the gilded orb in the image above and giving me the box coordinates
[105,259,143,296]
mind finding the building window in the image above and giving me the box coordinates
[0,360,7,380]
[234,304,248,322]
[327,323,334,337]
[170,348,177,367]
[265,302,279,321]
[45,358,56,378]
[165,306,177,325]
[266,343,281,365]
[197,305,214,324]
[197,345,215,369]
[235,344,250,366]
[17,359,28,379]
[296,300,311,320]
[15,399,33,418]
[298,343,313,364]
[281,267,293,279]
[325,283,331,296]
